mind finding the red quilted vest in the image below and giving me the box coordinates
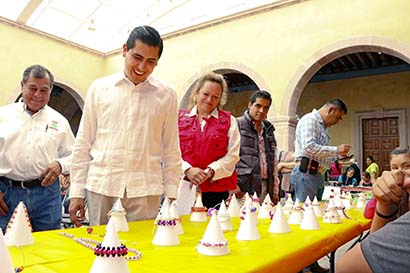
[178,109,237,192]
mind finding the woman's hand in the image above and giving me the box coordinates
[185,167,209,185]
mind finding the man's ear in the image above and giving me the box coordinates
[122,44,127,57]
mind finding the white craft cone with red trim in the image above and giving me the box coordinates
[288,202,304,225]
[268,203,291,233]
[218,200,232,231]
[300,204,320,230]
[197,209,230,256]
[258,194,273,219]
[236,203,260,240]
[227,194,241,217]
[252,192,260,210]
[169,200,183,235]
[108,198,129,232]
[152,204,180,246]
[356,193,367,209]
[312,196,322,217]
[283,194,294,216]
[89,219,130,273]
[5,202,34,246]
[190,194,207,222]
[0,229,15,273]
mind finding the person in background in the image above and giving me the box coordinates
[0,64,75,232]
[359,172,372,187]
[69,26,182,227]
[329,159,342,181]
[178,72,240,209]
[278,151,296,198]
[348,157,361,182]
[365,155,379,183]
[236,90,279,204]
[291,98,351,273]
[337,146,410,273]
[337,167,358,186]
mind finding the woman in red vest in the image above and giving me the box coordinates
[178,72,240,209]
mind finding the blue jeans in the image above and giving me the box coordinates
[290,167,325,202]
[0,179,61,233]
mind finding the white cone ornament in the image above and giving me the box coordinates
[236,203,260,241]
[197,209,230,256]
[341,192,354,209]
[218,200,232,231]
[356,193,367,209]
[322,206,342,224]
[258,194,273,219]
[312,196,322,217]
[283,194,294,215]
[252,192,260,210]
[300,204,320,230]
[304,196,312,209]
[334,193,343,208]
[89,219,130,273]
[0,230,15,273]
[288,201,304,225]
[190,194,207,222]
[268,203,291,233]
[108,198,129,232]
[5,202,34,246]
[227,194,241,217]
[152,203,179,246]
[169,200,183,235]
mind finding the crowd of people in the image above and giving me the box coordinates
[1,24,408,273]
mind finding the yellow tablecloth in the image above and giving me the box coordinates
[9,209,370,273]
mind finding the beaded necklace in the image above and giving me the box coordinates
[59,232,142,261]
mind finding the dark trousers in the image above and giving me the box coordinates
[201,191,229,209]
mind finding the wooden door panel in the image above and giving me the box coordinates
[362,117,399,175]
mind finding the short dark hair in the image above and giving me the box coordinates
[363,171,371,179]
[22,64,54,89]
[366,155,374,162]
[126,26,163,58]
[249,90,272,105]
[325,98,348,114]
[390,147,410,156]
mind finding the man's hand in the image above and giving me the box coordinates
[185,167,209,186]
[68,198,85,227]
[0,192,9,216]
[373,170,405,206]
[40,161,62,186]
[337,144,352,157]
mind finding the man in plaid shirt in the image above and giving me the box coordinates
[291,98,351,273]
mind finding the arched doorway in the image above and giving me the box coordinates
[281,37,410,173]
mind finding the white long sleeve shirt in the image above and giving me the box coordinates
[0,102,74,180]
[69,72,182,199]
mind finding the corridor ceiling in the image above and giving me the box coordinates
[0,0,277,54]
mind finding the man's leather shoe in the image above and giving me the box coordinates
[309,263,329,273]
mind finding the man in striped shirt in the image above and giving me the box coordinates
[291,98,351,273]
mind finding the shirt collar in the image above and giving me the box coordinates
[189,105,219,119]
[19,98,45,116]
[114,71,159,88]
[312,108,325,126]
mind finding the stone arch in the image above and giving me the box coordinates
[281,36,410,117]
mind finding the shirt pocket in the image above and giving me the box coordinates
[179,134,194,154]
[210,134,228,151]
